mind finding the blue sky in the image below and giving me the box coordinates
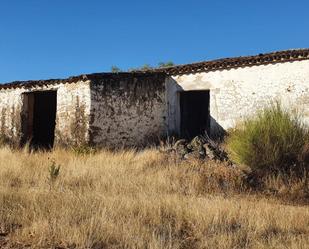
[0,0,308,83]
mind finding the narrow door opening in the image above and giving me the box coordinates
[179,90,210,139]
[22,91,57,149]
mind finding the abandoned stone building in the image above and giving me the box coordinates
[0,49,309,148]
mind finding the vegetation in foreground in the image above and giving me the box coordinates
[0,146,308,249]
[227,103,309,176]
[0,103,308,248]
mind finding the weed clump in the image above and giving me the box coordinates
[48,160,61,188]
[227,102,309,176]
[72,145,96,156]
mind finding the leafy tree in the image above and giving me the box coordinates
[111,66,122,73]
[126,61,175,72]
[158,61,174,68]
[140,64,153,71]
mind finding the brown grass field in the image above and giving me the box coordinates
[0,146,308,249]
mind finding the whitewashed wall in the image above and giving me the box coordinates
[0,87,24,145]
[0,80,91,146]
[55,81,91,146]
[167,60,309,136]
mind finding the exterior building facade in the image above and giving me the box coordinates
[0,49,309,148]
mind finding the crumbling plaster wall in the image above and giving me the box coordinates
[0,80,91,146]
[0,88,24,146]
[54,80,91,146]
[89,74,167,147]
[167,60,309,136]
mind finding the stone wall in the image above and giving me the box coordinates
[0,80,91,147]
[89,73,167,147]
[168,60,309,137]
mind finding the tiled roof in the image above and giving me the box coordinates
[154,48,309,75]
[0,49,308,89]
[0,72,165,90]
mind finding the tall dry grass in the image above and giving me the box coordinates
[0,147,308,249]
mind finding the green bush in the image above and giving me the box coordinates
[48,160,61,190]
[227,102,309,175]
[71,145,96,156]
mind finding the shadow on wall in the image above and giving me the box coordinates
[210,116,226,141]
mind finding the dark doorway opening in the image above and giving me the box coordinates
[22,91,57,149]
[179,90,210,139]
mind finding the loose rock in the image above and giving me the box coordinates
[168,136,233,164]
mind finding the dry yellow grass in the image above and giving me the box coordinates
[0,146,308,249]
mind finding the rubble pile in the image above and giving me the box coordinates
[170,136,231,163]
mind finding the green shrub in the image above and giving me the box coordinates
[227,102,309,175]
[71,145,96,156]
[48,160,61,187]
